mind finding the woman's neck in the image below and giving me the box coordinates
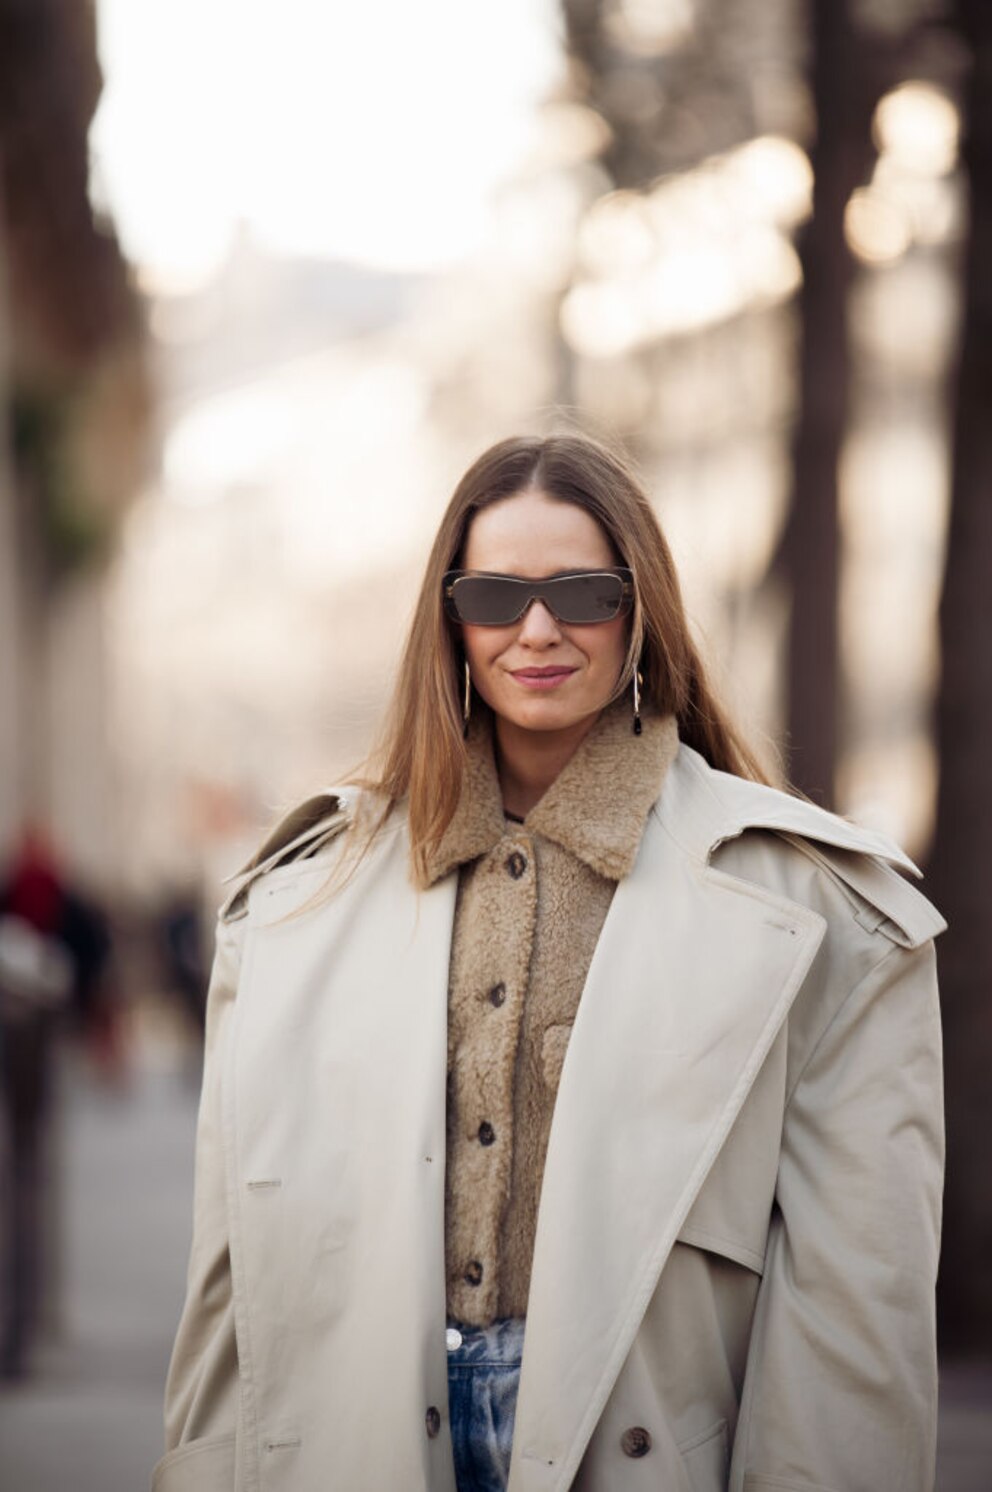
[493,711,599,819]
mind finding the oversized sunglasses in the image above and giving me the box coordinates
[443,567,634,626]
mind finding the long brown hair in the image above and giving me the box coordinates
[353,432,775,889]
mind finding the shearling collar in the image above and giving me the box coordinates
[424,700,679,886]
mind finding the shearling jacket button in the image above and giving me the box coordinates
[506,850,527,879]
[463,1259,484,1286]
[488,982,506,1007]
[425,1406,441,1438]
[620,1426,652,1458]
[478,1121,495,1146]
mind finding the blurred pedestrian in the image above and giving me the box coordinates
[0,829,73,1378]
[0,827,119,1377]
[158,434,945,1491]
[157,892,207,1037]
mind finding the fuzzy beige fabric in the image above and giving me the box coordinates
[426,698,679,1326]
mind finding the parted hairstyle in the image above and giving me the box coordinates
[356,432,775,890]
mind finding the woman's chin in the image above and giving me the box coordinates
[494,697,602,738]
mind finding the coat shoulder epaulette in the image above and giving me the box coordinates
[693,759,946,951]
[218,788,354,923]
[771,831,946,950]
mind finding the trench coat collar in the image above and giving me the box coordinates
[422,699,679,886]
[661,738,922,876]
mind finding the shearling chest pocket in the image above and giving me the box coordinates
[541,1022,573,1090]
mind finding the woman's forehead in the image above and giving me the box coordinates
[463,488,615,574]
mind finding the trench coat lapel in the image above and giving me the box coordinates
[508,767,827,1492]
[230,826,460,1491]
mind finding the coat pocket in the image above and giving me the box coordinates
[152,1432,235,1491]
[679,1418,728,1492]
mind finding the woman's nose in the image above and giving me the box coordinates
[516,598,562,643]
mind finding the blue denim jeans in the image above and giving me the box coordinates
[447,1318,526,1492]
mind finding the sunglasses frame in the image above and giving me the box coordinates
[442,567,635,627]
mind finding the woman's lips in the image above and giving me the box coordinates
[509,667,578,690]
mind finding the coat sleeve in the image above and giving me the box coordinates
[153,915,243,1491]
[731,937,944,1492]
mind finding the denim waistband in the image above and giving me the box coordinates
[446,1317,526,1369]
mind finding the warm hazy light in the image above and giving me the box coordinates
[725,136,814,228]
[578,192,657,275]
[606,0,697,56]
[91,0,561,284]
[846,83,962,266]
[561,282,641,359]
[564,135,808,354]
[164,387,297,499]
[850,257,959,377]
[845,189,911,265]
[874,81,960,178]
[527,102,613,171]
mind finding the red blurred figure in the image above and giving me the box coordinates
[0,825,117,1378]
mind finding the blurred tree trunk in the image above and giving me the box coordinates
[931,1,992,1353]
[781,0,877,806]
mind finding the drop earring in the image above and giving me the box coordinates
[463,659,472,738]
[632,666,643,736]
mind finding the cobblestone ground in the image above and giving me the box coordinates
[0,1012,990,1492]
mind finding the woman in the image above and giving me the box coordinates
[155,434,945,1492]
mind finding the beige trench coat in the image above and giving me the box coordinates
[154,741,945,1492]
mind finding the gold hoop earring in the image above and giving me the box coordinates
[463,659,472,739]
[632,666,643,736]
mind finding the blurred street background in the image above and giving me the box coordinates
[0,0,989,1487]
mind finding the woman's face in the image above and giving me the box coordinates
[459,487,629,739]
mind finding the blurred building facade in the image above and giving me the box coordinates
[0,0,149,891]
[109,221,569,893]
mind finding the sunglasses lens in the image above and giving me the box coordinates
[445,571,630,625]
[447,577,525,625]
[547,573,625,623]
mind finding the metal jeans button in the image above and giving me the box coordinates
[446,1327,463,1352]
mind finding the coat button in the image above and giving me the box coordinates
[506,850,527,879]
[620,1426,652,1458]
[478,1121,495,1146]
[488,982,506,1007]
[425,1406,441,1439]
[463,1259,484,1286]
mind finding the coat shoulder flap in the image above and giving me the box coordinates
[218,788,354,923]
[773,832,946,950]
[703,766,946,950]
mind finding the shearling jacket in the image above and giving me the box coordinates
[436,702,678,1325]
[155,735,945,1492]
